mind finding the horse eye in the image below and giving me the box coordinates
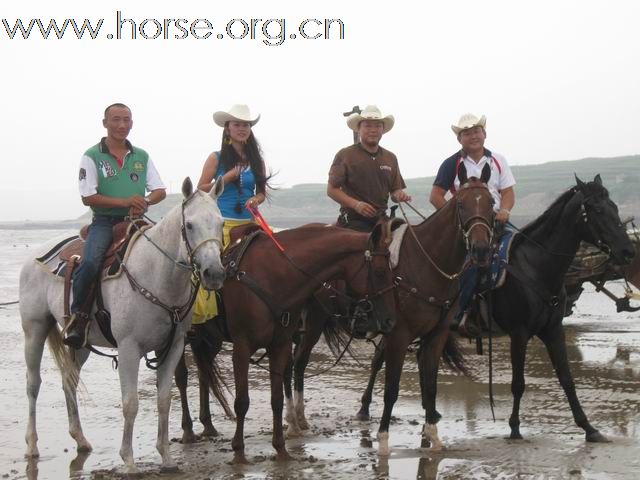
[186,222,194,230]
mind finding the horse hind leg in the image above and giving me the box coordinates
[284,350,303,438]
[539,326,608,443]
[270,342,293,461]
[62,346,92,453]
[23,314,53,458]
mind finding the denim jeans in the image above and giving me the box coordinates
[71,215,124,312]
[455,263,479,320]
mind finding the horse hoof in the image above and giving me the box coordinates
[286,427,303,439]
[24,451,40,459]
[77,443,93,453]
[297,418,310,430]
[232,454,250,465]
[202,426,219,438]
[355,411,371,421]
[586,431,610,443]
[161,465,180,473]
[507,433,523,440]
[276,451,293,462]
[181,432,197,444]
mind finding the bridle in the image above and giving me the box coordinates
[456,183,496,252]
[400,182,495,280]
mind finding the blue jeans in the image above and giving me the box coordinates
[71,215,123,313]
[456,263,479,320]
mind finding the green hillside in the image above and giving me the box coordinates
[110,155,640,228]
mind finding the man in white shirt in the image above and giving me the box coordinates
[429,113,516,335]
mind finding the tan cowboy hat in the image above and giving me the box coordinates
[346,105,394,133]
[451,113,486,135]
[213,104,260,127]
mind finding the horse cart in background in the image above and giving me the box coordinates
[565,223,640,315]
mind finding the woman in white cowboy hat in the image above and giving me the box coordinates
[193,104,269,324]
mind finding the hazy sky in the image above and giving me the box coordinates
[2,0,639,221]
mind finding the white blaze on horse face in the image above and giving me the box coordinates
[475,194,482,206]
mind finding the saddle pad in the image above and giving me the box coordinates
[35,235,79,277]
[487,229,516,289]
[389,224,408,269]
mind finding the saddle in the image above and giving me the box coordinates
[60,219,150,345]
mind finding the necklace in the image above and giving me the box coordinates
[358,143,380,161]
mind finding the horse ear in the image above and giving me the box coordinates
[457,163,468,186]
[182,177,193,198]
[370,222,383,248]
[574,173,586,190]
[480,163,491,184]
[209,176,225,200]
[594,174,602,185]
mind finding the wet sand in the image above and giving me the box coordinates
[1,230,640,479]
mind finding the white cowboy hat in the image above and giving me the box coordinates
[451,113,486,135]
[213,104,260,127]
[346,105,394,133]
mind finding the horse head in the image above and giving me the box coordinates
[455,163,495,267]
[180,177,226,290]
[574,174,635,266]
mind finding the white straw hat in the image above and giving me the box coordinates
[213,104,260,127]
[451,113,486,135]
[346,105,394,133]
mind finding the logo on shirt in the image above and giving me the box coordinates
[379,165,392,172]
[133,161,145,172]
[129,173,139,182]
[99,161,116,178]
[78,168,86,181]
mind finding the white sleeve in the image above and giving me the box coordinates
[78,155,98,197]
[145,157,166,192]
[496,153,516,189]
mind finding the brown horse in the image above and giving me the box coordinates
[189,221,397,463]
[285,165,496,454]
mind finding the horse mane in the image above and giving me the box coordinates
[515,188,577,246]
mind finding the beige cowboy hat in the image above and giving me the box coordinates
[451,113,486,135]
[213,104,260,127]
[346,105,394,133]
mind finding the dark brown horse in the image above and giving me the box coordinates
[186,222,397,463]
[285,166,496,455]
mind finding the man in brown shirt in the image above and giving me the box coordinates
[327,105,411,232]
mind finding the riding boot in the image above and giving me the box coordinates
[63,312,91,349]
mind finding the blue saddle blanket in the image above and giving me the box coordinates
[486,229,516,290]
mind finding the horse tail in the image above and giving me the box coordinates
[189,330,234,418]
[322,317,355,359]
[46,323,82,393]
[440,334,470,376]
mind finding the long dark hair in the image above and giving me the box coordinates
[220,127,269,195]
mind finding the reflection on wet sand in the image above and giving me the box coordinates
[1,228,639,480]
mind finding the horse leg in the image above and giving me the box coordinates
[418,328,449,451]
[508,333,529,440]
[270,342,294,461]
[539,325,608,442]
[64,347,92,453]
[23,316,54,458]
[174,352,196,444]
[194,323,222,437]
[155,339,185,472]
[231,342,251,465]
[292,316,323,431]
[377,334,411,456]
[117,343,142,473]
[284,349,302,438]
[356,338,386,421]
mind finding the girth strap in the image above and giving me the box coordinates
[235,271,291,326]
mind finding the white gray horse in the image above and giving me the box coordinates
[19,177,225,473]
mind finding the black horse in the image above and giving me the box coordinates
[479,174,634,442]
[317,175,635,448]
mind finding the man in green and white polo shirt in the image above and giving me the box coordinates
[64,103,166,349]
